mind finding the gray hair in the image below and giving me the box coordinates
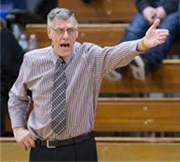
[47,8,78,27]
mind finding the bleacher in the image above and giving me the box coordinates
[1,0,180,162]
[1,136,180,162]
[59,0,136,23]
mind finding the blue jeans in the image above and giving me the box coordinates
[121,12,179,70]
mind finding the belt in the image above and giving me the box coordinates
[35,132,94,148]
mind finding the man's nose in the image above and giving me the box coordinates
[62,31,69,39]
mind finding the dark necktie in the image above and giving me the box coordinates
[51,57,67,134]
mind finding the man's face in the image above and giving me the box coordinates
[47,17,78,57]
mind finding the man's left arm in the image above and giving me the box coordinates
[100,19,168,76]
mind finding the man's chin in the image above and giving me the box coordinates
[60,50,71,57]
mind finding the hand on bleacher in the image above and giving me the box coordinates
[13,127,36,151]
[142,19,169,50]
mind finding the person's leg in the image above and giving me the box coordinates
[74,136,97,162]
[115,12,149,80]
[29,144,76,162]
[130,12,179,80]
[121,12,149,42]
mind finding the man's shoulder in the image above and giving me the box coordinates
[24,46,52,59]
[74,42,100,53]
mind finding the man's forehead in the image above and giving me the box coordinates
[53,17,75,27]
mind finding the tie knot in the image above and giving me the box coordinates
[57,57,65,63]
[56,57,66,69]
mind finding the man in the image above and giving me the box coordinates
[8,8,169,162]
[118,0,178,80]
[0,18,24,136]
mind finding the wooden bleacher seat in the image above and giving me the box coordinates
[5,96,180,133]
[26,23,179,55]
[1,137,180,162]
[101,59,180,94]
[95,97,180,132]
[58,0,136,23]
[3,98,180,159]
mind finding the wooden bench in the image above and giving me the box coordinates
[1,137,180,162]
[4,97,180,161]
[58,0,136,23]
[5,97,180,133]
[95,97,180,132]
[26,23,179,55]
[101,59,180,94]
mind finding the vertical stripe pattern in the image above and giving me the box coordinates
[8,40,140,140]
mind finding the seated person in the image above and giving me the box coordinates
[117,0,179,80]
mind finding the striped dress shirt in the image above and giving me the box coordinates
[8,40,140,140]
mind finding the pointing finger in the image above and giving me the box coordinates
[149,19,160,30]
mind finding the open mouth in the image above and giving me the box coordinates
[60,43,70,47]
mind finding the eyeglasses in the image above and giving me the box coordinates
[50,27,76,35]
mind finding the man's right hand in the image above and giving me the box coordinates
[143,7,156,25]
[13,127,36,151]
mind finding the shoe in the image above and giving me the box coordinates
[129,56,146,80]
[105,70,122,81]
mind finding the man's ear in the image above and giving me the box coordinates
[47,27,52,39]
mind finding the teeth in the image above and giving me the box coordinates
[60,44,70,47]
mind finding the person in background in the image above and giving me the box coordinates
[8,8,169,162]
[116,0,179,80]
[0,0,26,19]
[26,0,57,22]
[0,18,24,136]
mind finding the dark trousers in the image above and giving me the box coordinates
[29,136,97,162]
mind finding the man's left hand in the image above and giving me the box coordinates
[143,19,169,49]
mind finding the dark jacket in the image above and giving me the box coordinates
[0,28,24,98]
[135,0,179,15]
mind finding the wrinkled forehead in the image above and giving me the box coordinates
[52,17,77,28]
